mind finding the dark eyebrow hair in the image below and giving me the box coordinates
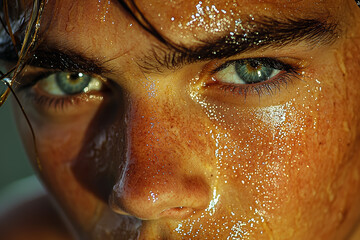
[0,44,109,75]
[138,17,339,72]
[0,15,339,76]
[27,48,109,74]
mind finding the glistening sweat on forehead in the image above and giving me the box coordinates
[26,17,339,74]
[23,4,341,74]
[1,0,360,240]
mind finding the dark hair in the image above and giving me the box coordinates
[0,0,45,106]
[0,0,37,65]
[0,0,176,83]
[0,0,44,166]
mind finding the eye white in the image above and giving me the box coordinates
[215,63,281,84]
[37,73,103,96]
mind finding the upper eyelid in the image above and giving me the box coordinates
[16,68,103,91]
[211,58,296,75]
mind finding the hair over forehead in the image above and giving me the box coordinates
[0,0,35,60]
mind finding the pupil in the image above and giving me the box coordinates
[235,61,274,84]
[69,73,82,82]
[56,72,91,95]
[247,61,261,71]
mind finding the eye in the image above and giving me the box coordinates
[17,71,107,111]
[37,72,103,96]
[216,59,281,85]
[207,58,300,97]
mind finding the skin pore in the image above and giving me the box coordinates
[4,0,360,239]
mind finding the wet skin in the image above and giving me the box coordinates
[10,0,360,239]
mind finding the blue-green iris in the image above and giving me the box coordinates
[235,61,274,84]
[55,72,91,94]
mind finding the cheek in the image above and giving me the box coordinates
[15,88,217,227]
[14,99,105,228]
[191,52,360,237]
[205,102,315,228]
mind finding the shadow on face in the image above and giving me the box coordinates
[7,0,360,239]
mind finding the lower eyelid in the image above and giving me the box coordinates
[15,83,107,114]
[19,88,105,114]
[210,68,287,87]
[203,71,299,99]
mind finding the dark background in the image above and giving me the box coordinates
[0,99,34,195]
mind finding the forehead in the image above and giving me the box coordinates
[134,0,336,24]
[135,0,330,16]
[38,0,345,66]
[134,0,336,43]
[43,0,340,39]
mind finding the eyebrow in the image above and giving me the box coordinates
[139,17,339,72]
[0,44,109,76]
[0,16,339,75]
[28,48,108,74]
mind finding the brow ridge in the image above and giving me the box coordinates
[138,17,339,73]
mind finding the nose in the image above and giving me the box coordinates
[109,98,210,220]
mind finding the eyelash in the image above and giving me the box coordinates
[208,58,302,98]
[18,71,108,110]
[18,57,302,110]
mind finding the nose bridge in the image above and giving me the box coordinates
[125,97,182,182]
[110,97,210,220]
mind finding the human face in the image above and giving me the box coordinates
[11,0,360,239]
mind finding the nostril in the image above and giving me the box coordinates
[159,207,195,219]
[109,167,210,220]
